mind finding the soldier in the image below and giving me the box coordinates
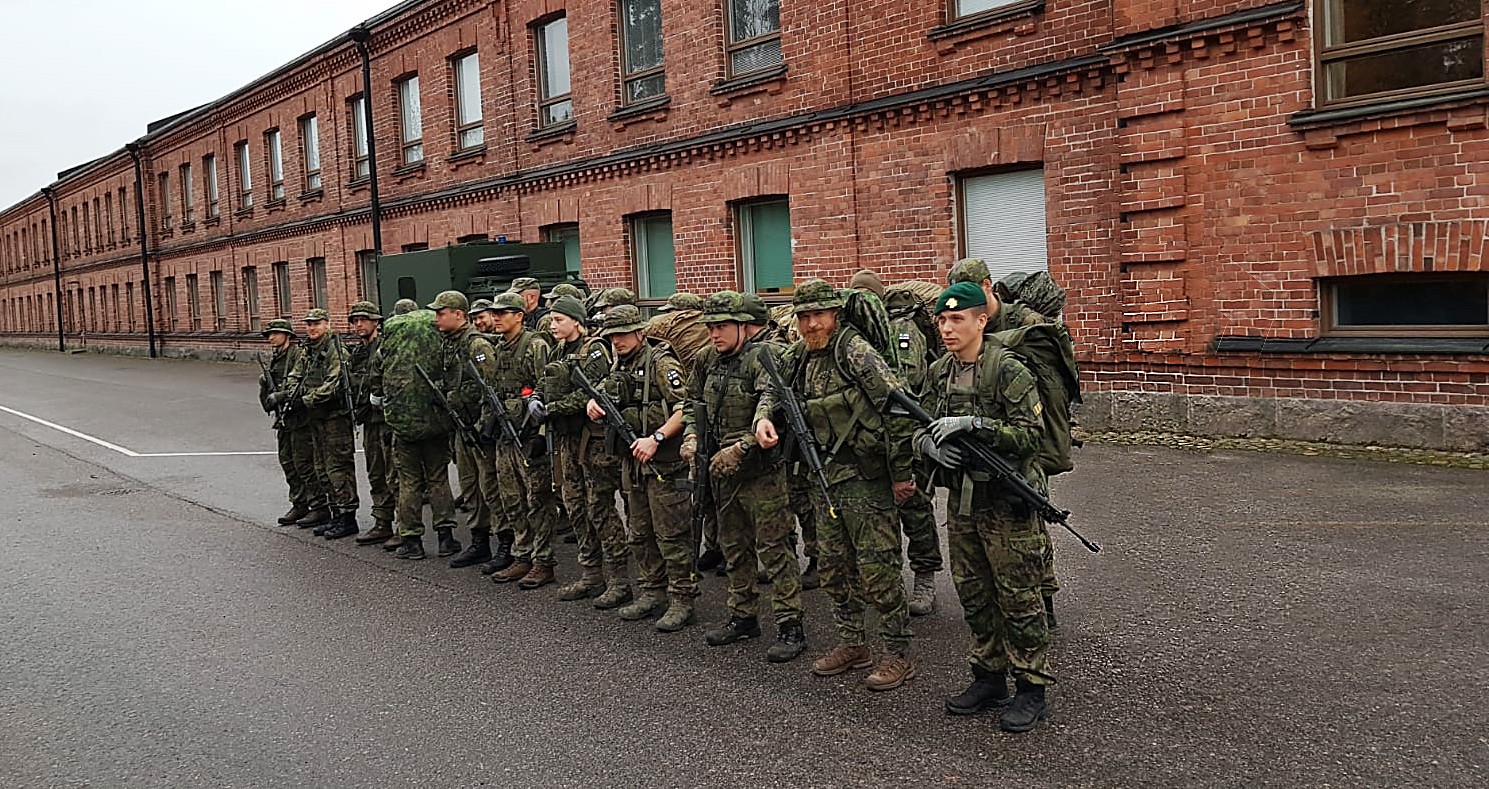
[269,308,361,538]
[537,295,631,608]
[915,280,1053,733]
[537,282,585,546]
[447,298,497,557]
[393,298,419,316]
[512,277,545,331]
[681,290,807,663]
[765,279,916,690]
[345,301,398,546]
[849,269,943,616]
[259,319,324,528]
[586,305,697,631]
[654,292,704,313]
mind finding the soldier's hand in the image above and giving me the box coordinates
[754,417,780,450]
[680,433,698,463]
[929,415,977,445]
[892,480,916,504]
[917,434,964,470]
[265,391,288,412]
[632,436,659,463]
[709,441,748,478]
[527,397,548,423]
[585,399,605,422]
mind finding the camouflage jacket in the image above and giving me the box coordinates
[261,343,308,430]
[786,327,911,486]
[346,334,384,426]
[605,339,688,472]
[683,328,780,477]
[437,322,498,427]
[483,327,550,442]
[539,333,613,437]
[284,333,350,419]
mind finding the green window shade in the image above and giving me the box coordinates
[743,200,791,292]
[636,215,676,298]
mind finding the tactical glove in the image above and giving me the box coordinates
[526,397,548,424]
[265,390,288,412]
[709,441,748,479]
[679,433,698,464]
[917,433,966,470]
[929,415,977,445]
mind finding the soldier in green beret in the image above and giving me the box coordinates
[345,301,398,544]
[259,318,325,528]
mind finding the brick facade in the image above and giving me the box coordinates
[2,0,1488,450]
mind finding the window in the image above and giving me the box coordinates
[180,162,195,224]
[104,192,114,244]
[125,281,135,332]
[1318,1,1484,104]
[210,270,225,331]
[204,154,219,218]
[273,261,291,318]
[357,250,378,301]
[300,115,322,192]
[725,0,783,77]
[543,223,581,275]
[958,168,1048,282]
[186,273,201,331]
[736,198,792,293]
[619,0,666,105]
[236,142,253,209]
[243,267,260,333]
[398,76,424,164]
[93,199,103,249]
[266,129,285,201]
[631,213,676,300]
[535,16,574,127]
[119,187,129,240]
[1323,273,1489,336]
[111,284,120,333]
[88,288,97,332]
[157,171,172,232]
[453,51,484,149]
[401,242,430,253]
[950,0,1030,22]
[164,276,178,332]
[350,95,371,179]
[308,258,327,309]
[69,206,79,255]
[82,203,93,251]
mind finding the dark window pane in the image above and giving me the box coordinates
[398,277,417,301]
[1326,36,1483,99]
[622,0,664,74]
[626,72,666,103]
[730,0,780,44]
[1335,277,1489,326]
[1324,0,1480,46]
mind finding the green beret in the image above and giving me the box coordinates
[792,278,845,313]
[934,281,987,314]
[426,290,469,312]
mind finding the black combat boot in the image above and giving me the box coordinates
[313,512,340,537]
[394,537,426,560]
[1044,595,1058,631]
[448,528,492,568]
[765,618,807,663]
[945,667,1010,715]
[999,679,1048,733]
[704,616,761,647]
[278,504,308,526]
[435,528,461,558]
[479,532,515,575]
[324,512,360,540]
[696,548,724,572]
[800,557,820,590]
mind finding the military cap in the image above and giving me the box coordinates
[700,290,755,324]
[393,298,419,316]
[262,318,295,337]
[550,295,588,323]
[511,276,542,293]
[594,287,637,309]
[935,281,987,314]
[468,298,496,316]
[544,282,583,300]
[792,278,845,314]
[948,258,990,285]
[426,290,470,312]
[491,291,527,313]
[656,292,704,313]
[598,304,647,337]
[347,300,383,321]
[303,308,330,322]
[742,293,771,324]
[848,269,885,299]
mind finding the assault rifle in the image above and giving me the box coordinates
[758,349,836,519]
[887,388,1101,553]
[466,359,525,458]
[414,362,484,449]
[572,367,661,480]
[257,353,283,422]
[331,333,356,416]
[690,399,717,552]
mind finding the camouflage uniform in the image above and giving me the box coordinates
[438,317,499,555]
[283,315,360,519]
[346,308,396,532]
[261,333,322,515]
[372,311,457,541]
[888,306,944,579]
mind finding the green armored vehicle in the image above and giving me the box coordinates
[375,240,586,309]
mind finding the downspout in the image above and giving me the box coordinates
[40,187,66,351]
[349,26,384,278]
[125,142,158,358]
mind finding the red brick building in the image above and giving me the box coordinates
[2,0,1487,450]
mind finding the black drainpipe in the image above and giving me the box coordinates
[125,143,158,358]
[349,26,384,276]
[40,187,66,352]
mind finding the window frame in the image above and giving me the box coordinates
[946,0,1039,24]
[308,257,328,310]
[265,128,286,202]
[186,272,201,332]
[630,211,676,302]
[349,95,371,180]
[1320,272,1489,337]
[158,171,172,232]
[397,75,425,165]
[203,154,219,219]
[242,266,260,334]
[235,141,253,210]
[451,50,485,150]
[179,161,195,224]
[618,0,667,106]
[734,197,793,295]
[724,0,784,79]
[357,250,379,301]
[954,165,1050,278]
[542,222,582,275]
[273,261,291,318]
[300,114,322,192]
[210,270,225,331]
[1314,1,1487,107]
[534,15,575,128]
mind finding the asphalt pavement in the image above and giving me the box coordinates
[0,347,1485,788]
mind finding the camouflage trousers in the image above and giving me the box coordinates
[716,466,803,625]
[455,440,491,532]
[277,425,322,509]
[555,431,628,574]
[622,460,698,599]
[550,435,582,536]
[362,422,397,526]
[493,441,557,567]
[1042,527,1060,598]
[812,474,912,654]
[394,434,456,538]
[310,414,360,514]
[788,469,818,560]
[898,482,943,575]
[946,499,1052,684]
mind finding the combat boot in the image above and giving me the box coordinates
[394,537,426,560]
[1044,595,1059,630]
[278,504,308,526]
[492,560,532,585]
[313,514,339,537]
[654,597,696,633]
[945,667,1010,715]
[696,547,723,572]
[382,532,404,552]
[323,512,360,540]
[517,564,555,590]
[592,576,633,611]
[617,590,665,621]
[811,644,873,676]
[435,528,461,558]
[448,528,491,568]
[999,679,1048,733]
[479,533,515,575]
[800,557,820,591]
[356,520,394,545]
[296,507,331,530]
[765,618,807,663]
[908,571,936,616]
[704,616,761,646]
[865,652,918,692]
[556,567,605,600]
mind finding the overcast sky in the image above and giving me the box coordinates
[0,0,395,210]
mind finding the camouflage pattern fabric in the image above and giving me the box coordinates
[483,327,555,565]
[363,422,396,526]
[377,310,449,442]
[394,436,457,538]
[811,476,912,653]
[455,439,492,533]
[716,468,803,625]
[887,312,943,575]
[266,343,322,509]
[284,333,351,418]
[644,309,710,369]
[310,414,360,514]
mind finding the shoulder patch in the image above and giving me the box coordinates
[666,368,683,388]
[589,348,605,360]
[897,333,911,351]
[474,353,487,363]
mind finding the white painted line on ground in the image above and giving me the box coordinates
[133,451,279,457]
[0,403,279,458]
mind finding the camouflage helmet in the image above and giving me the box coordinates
[468,298,495,316]
[393,298,419,316]
[511,276,541,293]
[544,282,583,301]
[701,290,756,324]
[741,293,771,324]
[594,287,637,309]
[948,258,990,286]
[426,290,469,312]
[491,291,527,313]
[656,292,704,313]
[303,308,330,322]
[598,304,647,337]
[792,278,845,314]
[347,300,383,321]
[262,318,295,337]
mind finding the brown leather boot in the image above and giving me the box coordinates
[865,653,918,692]
[556,567,606,600]
[492,560,532,584]
[811,644,873,677]
[517,564,555,590]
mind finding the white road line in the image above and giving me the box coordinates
[0,403,278,458]
[134,451,279,457]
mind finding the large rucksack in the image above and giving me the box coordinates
[379,309,450,441]
[644,308,711,369]
[884,280,945,362]
[983,322,1080,476]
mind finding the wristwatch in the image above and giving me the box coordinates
[971,416,986,431]
[652,430,667,443]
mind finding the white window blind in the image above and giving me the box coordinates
[960,168,1048,282]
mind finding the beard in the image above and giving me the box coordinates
[800,328,830,351]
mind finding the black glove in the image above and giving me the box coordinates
[265,391,288,412]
